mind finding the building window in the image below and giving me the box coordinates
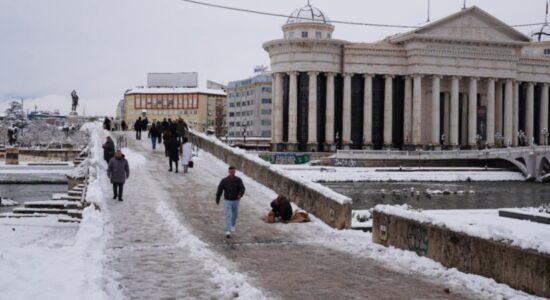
[544,48,550,55]
[261,131,271,137]
[302,31,308,38]
[261,98,272,104]
[229,112,234,117]
[261,120,271,126]
[261,109,272,115]
[316,31,322,39]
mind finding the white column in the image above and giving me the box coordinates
[541,83,549,145]
[495,80,503,136]
[343,73,352,147]
[504,79,514,146]
[363,74,373,147]
[288,72,298,144]
[403,76,413,145]
[468,77,478,146]
[272,73,283,144]
[412,75,423,145]
[513,81,519,146]
[486,78,495,146]
[307,72,318,146]
[384,75,394,147]
[450,76,460,146]
[431,75,441,145]
[526,82,535,143]
[325,73,335,146]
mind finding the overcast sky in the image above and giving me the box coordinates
[0,0,546,116]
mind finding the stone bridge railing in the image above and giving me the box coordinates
[335,146,550,181]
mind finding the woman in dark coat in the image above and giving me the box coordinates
[165,135,181,173]
[271,196,293,221]
[102,136,115,163]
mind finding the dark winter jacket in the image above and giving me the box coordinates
[175,121,188,136]
[108,156,130,184]
[165,138,181,161]
[216,176,245,203]
[148,126,160,139]
[134,119,142,131]
[169,123,177,136]
[102,140,115,162]
[141,118,149,131]
[271,197,292,221]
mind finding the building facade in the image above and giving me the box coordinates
[123,87,226,132]
[264,4,550,152]
[226,73,273,137]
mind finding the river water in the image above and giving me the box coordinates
[323,181,550,210]
[0,184,67,212]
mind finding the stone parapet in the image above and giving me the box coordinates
[372,210,550,298]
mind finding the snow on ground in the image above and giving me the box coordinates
[193,148,541,299]
[376,205,550,255]
[0,198,17,206]
[0,122,120,300]
[275,165,526,182]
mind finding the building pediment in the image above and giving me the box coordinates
[390,6,531,45]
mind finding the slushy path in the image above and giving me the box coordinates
[105,133,480,299]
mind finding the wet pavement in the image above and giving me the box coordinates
[104,134,481,299]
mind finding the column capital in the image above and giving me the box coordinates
[412,74,424,79]
[384,74,395,79]
[469,77,480,81]
[343,73,353,78]
[527,81,536,87]
[451,75,462,80]
[363,73,374,79]
[326,72,336,78]
[486,77,497,82]
[542,82,549,87]
[432,74,443,79]
[287,71,299,76]
[307,71,319,77]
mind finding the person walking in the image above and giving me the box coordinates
[162,128,172,157]
[156,121,164,144]
[216,166,246,238]
[180,137,192,173]
[165,135,181,173]
[148,123,160,150]
[121,120,128,131]
[108,150,130,202]
[176,118,189,143]
[134,117,142,140]
[102,136,115,163]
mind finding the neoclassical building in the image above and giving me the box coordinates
[264,4,550,152]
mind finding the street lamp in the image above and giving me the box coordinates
[542,128,549,146]
[242,125,247,146]
[518,130,526,146]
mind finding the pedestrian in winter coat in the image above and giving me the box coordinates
[168,119,177,137]
[156,121,163,144]
[180,137,193,173]
[216,166,246,238]
[134,117,142,140]
[162,129,172,157]
[270,196,293,221]
[108,150,130,201]
[141,117,149,131]
[103,117,112,131]
[102,136,115,163]
[121,120,128,131]
[175,118,189,143]
[165,136,181,173]
[148,123,160,150]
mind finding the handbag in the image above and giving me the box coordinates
[188,161,194,168]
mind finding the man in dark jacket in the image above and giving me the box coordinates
[102,136,115,163]
[175,118,189,143]
[134,117,142,140]
[165,135,181,173]
[271,196,293,221]
[108,150,130,202]
[216,166,246,238]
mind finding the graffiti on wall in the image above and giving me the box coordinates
[332,159,358,167]
[260,153,310,165]
[406,224,429,256]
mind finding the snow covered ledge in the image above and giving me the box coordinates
[372,205,550,298]
[188,131,352,229]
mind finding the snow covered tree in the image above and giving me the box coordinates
[5,101,24,122]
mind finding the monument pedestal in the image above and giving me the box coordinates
[5,147,19,165]
[67,112,79,126]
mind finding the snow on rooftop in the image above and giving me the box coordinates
[125,87,226,96]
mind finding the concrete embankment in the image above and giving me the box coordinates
[372,210,550,298]
[188,132,352,229]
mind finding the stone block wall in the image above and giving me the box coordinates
[189,133,352,229]
[372,211,550,298]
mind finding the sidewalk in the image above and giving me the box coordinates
[105,134,481,299]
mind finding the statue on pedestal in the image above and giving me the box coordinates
[71,90,79,113]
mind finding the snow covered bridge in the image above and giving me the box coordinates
[335,146,550,181]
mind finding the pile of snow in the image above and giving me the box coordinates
[0,198,17,206]
[192,130,352,205]
[375,205,550,254]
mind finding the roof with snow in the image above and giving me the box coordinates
[125,87,226,96]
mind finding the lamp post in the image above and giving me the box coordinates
[242,125,247,146]
[541,128,548,146]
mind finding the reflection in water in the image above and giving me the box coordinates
[323,181,550,210]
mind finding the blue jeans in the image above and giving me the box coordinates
[151,137,157,149]
[224,200,240,232]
